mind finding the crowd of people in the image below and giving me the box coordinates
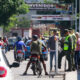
[13,28,80,75]
[0,28,80,75]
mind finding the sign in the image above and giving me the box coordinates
[27,3,72,12]
[24,0,42,3]
[31,15,72,21]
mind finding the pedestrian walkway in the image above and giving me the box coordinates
[65,71,77,80]
[77,71,80,80]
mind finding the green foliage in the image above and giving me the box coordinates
[0,0,29,26]
[2,16,31,32]
[17,17,31,28]
[17,3,29,14]
[0,15,18,32]
[44,0,53,3]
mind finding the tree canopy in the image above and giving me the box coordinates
[16,17,31,28]
[44,0,53,3]
[0,0,29,26]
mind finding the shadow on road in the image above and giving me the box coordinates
[21,74,35,76]
[10,62,20,68]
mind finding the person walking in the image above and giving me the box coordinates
[48,29,58,72]
[58,29,72,71]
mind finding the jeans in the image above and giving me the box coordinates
[58,51,72,70]
[75,51,80,69]
[50,51,56,71]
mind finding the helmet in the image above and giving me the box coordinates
[32,35,38,40]
[17,36,22,41]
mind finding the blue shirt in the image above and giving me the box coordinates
[14,41,26,50]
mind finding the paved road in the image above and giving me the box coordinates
[6,50,77,80]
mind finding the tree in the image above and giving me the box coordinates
[0,0,29,26]
[16,17,31,28]
[44,0,53,3]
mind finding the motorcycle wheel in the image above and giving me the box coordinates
[31,63,36,75]
[36,61,42,76]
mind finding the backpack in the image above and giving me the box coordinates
[31,41,40,55]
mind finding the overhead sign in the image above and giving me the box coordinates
[31,15,72,21]
[24,0,42,3]
[27,3,72,12]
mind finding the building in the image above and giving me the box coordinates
[24,0,43,3]
[24,0,59,3]
[16,1,73,37]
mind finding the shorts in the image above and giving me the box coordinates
[40,55,44,62]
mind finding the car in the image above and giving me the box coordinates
[8,37,17,50]
[0,48,13,80]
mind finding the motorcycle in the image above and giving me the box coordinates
[30,55,42,76]
[16,50,25,62]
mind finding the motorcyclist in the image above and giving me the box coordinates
[23,35,48,75]
[14,36,27,60]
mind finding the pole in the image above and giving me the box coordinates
[75,0,77,32]
[71,3,74,27]
[55,39,58,73]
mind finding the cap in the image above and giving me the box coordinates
[69,28,73,31]
[64,29,69,34]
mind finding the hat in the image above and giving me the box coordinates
[69,28,73,30]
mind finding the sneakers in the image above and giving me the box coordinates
[23,72,48,75]
[58,66,61,69]
[23,72,27,75]
[33,72,36,75]
[72,68,75,71]
[45,72,48,75]
[65,69,71,72]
